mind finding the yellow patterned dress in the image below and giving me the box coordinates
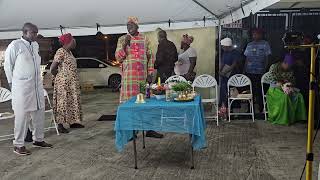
[53,48,82,124]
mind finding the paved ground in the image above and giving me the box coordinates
[0,89,319,180]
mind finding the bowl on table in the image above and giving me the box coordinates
[154,94,165,100]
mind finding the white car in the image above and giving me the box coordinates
[42,57,121,89]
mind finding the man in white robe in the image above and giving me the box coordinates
[4,23,52,156]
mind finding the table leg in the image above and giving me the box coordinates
[142,130,145,149]
[133,130,138,169]
[189,134,194,169]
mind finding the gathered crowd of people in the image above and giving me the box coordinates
[3,16,312,156]
[219,28,310,125]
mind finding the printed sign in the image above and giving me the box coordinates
[223,20,242,28]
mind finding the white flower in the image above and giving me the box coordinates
[151,84,158,90]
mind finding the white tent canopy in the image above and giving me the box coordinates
[269,0,320,9]
[0,0,280,39]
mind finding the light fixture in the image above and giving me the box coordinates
[96,23,105,39]
[59,25,64,35]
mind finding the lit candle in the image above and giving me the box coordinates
[158,77,161,86]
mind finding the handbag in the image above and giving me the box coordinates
[220,64,232,78]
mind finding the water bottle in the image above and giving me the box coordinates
[145,83,150,98]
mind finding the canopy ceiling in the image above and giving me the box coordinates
[0,0,280,39]
[268,0,320,9]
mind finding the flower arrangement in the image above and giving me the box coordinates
[218,105,228,121]
[151,83,166,95]
[281,82,294,95]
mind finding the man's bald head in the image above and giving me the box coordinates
[157,30,167,42]
[22,23,38,42]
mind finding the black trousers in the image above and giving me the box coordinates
[156,69,174,83]
[246,73,263,113]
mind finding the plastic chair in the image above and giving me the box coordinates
[43,89,60,135]
[0,87,14,141]
[165,75,187,83]
[227,74,254,122]
[261,72,274,121]
[160,75,189,130]
[192,74,219,126]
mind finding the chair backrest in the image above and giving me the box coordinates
[165,75,187,83]
[43,89,53,109]
[0,87,12,103]
[261,72,274,97]
[261,72,274,85]
[227,74,251,87]
[192,74,217,88]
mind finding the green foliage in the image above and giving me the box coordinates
[139,81,147,94]
[171,82,192,92]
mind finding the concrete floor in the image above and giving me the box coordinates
[0,89,319,180]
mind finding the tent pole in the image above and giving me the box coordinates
[306,46,317,180]
[285,44,320,180]
[218,21,222,106]
[191,0,219,19]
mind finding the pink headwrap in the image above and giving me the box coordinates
[59,33,73,45]
[182,34,194,45]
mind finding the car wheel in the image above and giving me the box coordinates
[108,74,121,89]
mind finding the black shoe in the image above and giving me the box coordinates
[255,113,265,120]
[70,123,85,128]
[58,124,69,133]
[13,146,31,156]
[25,129,33,142]
[33,141,53,148]
[146,131,164,138]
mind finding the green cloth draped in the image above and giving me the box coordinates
[266,87,307,125]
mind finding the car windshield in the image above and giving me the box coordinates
[77,58,107,68]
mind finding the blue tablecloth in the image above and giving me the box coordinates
[115,96,207,152]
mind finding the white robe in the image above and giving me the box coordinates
[4,38,45,112]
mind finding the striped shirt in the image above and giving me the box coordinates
[244,40,271,74]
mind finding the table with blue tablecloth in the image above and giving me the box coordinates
[114,95,207,169]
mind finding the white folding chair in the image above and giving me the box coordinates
[261,72,274,121]
[0,87,14,141]
[192,74,219,126]
[160,75,189,129]
[165,75,187,83]
[43,89,59,135]
[227,74,254,122]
